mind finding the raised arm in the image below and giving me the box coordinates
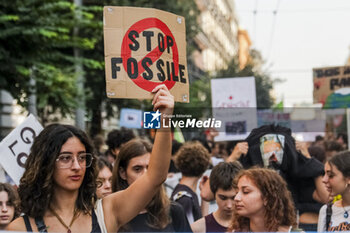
[226,142,248,162]
[103,84,174,232]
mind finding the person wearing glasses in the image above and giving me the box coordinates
[7,84,174,233]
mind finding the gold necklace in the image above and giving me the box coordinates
[49,206,80,233]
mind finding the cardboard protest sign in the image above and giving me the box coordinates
[313,65,350,108]
[104,7,189,103]
[211,77,257,141]
[0,114,43,185]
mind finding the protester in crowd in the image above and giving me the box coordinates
[228,125,328,232]
[317,151,350,232]
[324,140,344,160]
[210,142,228,165]
[171,141,211,224]
[295,141,328,231]
[168,139,182,175]
[191,162,242,233]
[112,138,191,232]
[312,135,325,149]
[308,145,326,164]
[0,183,20,230]
[226,141,248,163]
[229,168,297,232]
[96,156,113,199]
[7,84,174,233]
[204,128,219,154]
[336,133,348,150]
[105,127,136,165]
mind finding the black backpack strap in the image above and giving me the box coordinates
[22,215,33,232]
[35,217,48,233]
[91,209,102,233]
[326,202,333,231]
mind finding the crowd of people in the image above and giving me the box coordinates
[0,85,350,232]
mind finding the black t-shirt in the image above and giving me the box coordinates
[119,202,192,232]
[171,184,202,224]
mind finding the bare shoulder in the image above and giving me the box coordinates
[6,216,27,231]
[101,193,121,232]
[277,225,292,232]
[191,217,206,233]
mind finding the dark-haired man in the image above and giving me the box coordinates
[191,162,242,232]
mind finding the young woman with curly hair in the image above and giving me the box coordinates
[7,84,174,233]
[112,139,191,232]
[0,183,20,230]
[229,168,297,232]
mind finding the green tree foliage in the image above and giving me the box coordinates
[0,0,99,122]
[214,49,275,108]
[83,0,200,136]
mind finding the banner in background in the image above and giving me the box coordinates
[211,77,257,141]
[119,108,142,129]
[313,65,350,108]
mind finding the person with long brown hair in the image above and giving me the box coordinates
[112,138,191,232]
[229,168,297,232]
[96,156,113,199]
[0,183,20,230]
[7,84,174,233]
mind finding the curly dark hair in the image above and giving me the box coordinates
[0,183,20,220]
[18,124,97,218]
[229,168,296,232]
[112,139,171,230]
[174,141,211,177]
[106,128,135,151]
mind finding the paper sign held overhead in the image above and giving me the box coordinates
[0,114,43,185]
[211,77,258,141]
[104,7,189,103]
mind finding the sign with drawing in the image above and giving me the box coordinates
[104,7,189,102]
[211,77,258,141]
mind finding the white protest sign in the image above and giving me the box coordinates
[0,114,43,185]
[211,77,257,141]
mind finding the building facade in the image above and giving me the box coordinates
[194,0,240,73]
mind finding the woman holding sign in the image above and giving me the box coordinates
[7,84,174,233]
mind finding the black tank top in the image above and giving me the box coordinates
[22,209,101,233]
[205,213,227,232]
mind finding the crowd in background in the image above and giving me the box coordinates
[0,113,350,232]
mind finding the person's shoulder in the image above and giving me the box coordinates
[170,201,184,211]
[277,225,292,232]
[191,217,205,233]
[6,216,27,231]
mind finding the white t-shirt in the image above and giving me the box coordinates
[318,204,350,232]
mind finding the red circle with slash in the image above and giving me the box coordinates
[121,18,178,92]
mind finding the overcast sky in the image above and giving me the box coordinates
[234,0,350,107]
